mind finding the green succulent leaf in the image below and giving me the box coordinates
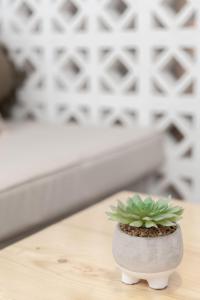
[142,216,152,221]
[153,213,176,221]
[157,220,176,226]
[169,206,184,214]
[132,195,143,209]
[130,220,143,227]
[106,194,184,228]
[143,197,154,210]
[145,221,158,228]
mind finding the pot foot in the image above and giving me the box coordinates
[121,272,139,285]
[147,277,169,290]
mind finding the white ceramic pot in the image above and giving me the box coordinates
[112,224,183,289]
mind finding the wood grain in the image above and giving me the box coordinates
[0,191,199,300]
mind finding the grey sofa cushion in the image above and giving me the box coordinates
[0,122,164,242]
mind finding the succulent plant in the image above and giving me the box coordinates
[107,194,184,228]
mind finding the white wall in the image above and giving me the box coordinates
[0,0,199,201]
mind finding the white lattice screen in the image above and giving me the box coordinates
[0,0,199,201]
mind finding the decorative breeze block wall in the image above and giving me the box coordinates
[0,0,199,201]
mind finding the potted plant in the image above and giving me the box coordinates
[107,194,184,289]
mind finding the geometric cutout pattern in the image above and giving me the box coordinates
[53,47,89,92]
[97,0,137,31]
[0,0,199,201]
[98,48,138,93]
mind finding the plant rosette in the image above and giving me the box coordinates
[107,194,184,290]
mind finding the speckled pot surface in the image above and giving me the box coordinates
[112,223,183,273]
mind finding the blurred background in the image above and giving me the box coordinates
[0,0,198,202]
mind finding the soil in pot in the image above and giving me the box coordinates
[120,223,177,237]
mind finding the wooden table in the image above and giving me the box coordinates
[0,191,199,300]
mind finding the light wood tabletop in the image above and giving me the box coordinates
[0,191,199,300]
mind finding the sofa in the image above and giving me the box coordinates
[0,121,164,244]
